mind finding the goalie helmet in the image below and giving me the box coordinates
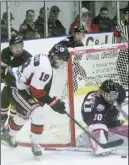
[99,79,119,104]
[48,43,70,68]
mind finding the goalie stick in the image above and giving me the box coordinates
[114,101,128,120]
[64,110,124,149]
[117,106,128,120]
[44,147,128,156]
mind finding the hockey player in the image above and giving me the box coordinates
[113,6,129,87]
[81,79,126,156]
[59,25,84,47]
[1,35,32,129]
[113,6,129,43]
[1,43,69,158]
[57,25,87,92]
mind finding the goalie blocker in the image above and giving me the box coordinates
[81,79,126,156]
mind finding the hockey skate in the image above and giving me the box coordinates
[99,151,111,156]
[1,126,17,148]
[31,143,42,160]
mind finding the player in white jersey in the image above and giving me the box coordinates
[1,43,70,158]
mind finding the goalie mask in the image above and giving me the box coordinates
[99,80,119,104]
[48,43,70,68]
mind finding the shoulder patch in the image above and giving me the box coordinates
[34,54,40,66]
[97,104,105,112]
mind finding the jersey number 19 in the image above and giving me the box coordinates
[21,55,50,82]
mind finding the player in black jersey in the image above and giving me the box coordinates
[59,25,84,48]
[81,79,126,155]
[1,35,32,129]
[57,26,87,92]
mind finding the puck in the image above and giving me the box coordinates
[121,155,127,158]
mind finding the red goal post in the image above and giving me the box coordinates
[16,43,128,149]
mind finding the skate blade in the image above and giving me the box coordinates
[34,155,42,161]
[1,140,17,148]
[1,141,12,148]
[101,152,111,156]
[95,151,111,157]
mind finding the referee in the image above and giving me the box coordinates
[113,6,129,88]
[113,5,129,43]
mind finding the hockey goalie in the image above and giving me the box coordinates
[77,79,128,156]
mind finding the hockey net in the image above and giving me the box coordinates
[6,42,128,148]
[66,43,128,146]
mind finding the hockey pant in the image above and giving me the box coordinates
[7,88,45,144]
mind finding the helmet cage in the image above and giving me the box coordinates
[100,89,119,104]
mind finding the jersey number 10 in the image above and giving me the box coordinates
[93,114,103,121]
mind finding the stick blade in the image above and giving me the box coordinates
[100,139,124,149]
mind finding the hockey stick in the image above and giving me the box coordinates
[116,106,128,120]
[114,101,128,120]
[64,110,124,149]
[44,146,128,156]
[121,100,128,106]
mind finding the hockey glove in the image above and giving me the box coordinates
[49,97,66,114]
[1,65,7,80]
[4,71,16,88]
[1,68,6,80]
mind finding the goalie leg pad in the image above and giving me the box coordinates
[88,123,111,155]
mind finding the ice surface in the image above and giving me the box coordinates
[1,91,128,165]
[1,144,128,165]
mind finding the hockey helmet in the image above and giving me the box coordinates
[99,79,119,104]
[48,43,70,68]
[9,35,24,57]
[120,3,129,14]
[9,35,23,46]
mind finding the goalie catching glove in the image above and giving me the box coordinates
[49,97,66,114]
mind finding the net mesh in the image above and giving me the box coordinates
[68,43,128,98]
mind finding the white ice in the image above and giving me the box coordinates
[1,144,128,165]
